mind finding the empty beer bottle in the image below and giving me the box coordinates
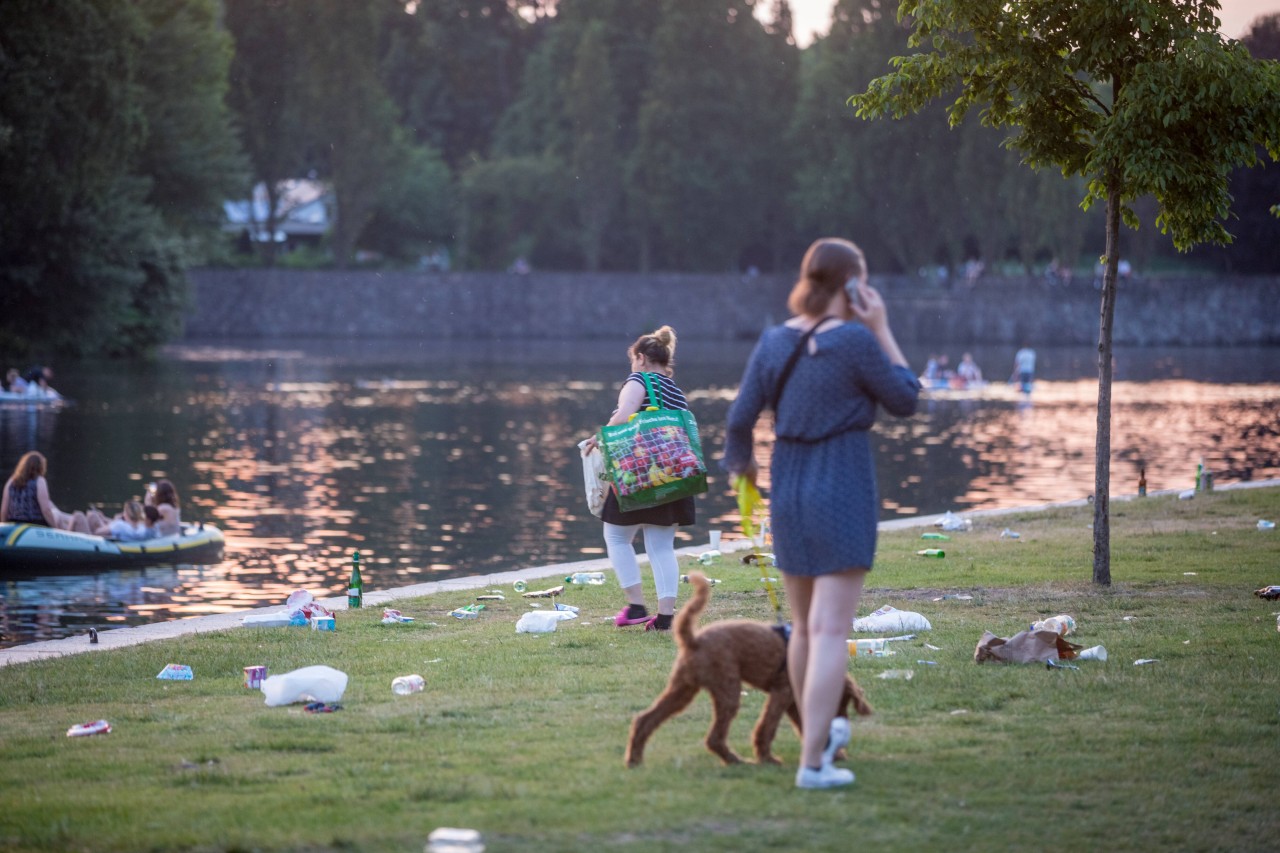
[348,551,363,609]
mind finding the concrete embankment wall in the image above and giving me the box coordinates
[185,269,1280,346]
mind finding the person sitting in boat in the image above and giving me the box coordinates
[21,365,60,399]
[3,368,26,394]
[145,479,182,537]
[86,499,154,541]
[955,352,984,388]
[0,450,90,532]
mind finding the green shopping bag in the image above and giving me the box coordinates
[597,374,708,512]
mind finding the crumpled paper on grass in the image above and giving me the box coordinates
[974,629,1082,664]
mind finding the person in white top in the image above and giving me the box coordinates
[88,499,152,541]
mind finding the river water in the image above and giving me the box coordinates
[1,339,1276,648]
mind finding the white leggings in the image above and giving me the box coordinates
[603,522,679,600]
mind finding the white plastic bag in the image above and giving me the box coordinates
[852,605,932,633]
[261,665,348,706]
[578,439,608,518]
[516,611,562,634]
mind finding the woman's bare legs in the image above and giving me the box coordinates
[783,568,868,770]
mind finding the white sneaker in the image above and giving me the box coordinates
[822,716,851,768]
[796,764,855,789]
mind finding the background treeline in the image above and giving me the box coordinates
[2,1,1278,357]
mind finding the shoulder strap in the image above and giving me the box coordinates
[640,372,663,410]
[771,317,834,411]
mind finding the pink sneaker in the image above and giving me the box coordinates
[614,607,653,627]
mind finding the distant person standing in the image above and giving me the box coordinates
[1010,345,1036,394]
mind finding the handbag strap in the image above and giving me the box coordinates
[772,316,834,411]
[640,372,664,410]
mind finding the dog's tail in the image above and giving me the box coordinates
[674,570,711,650]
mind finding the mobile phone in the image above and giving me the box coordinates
[845,279,867,312]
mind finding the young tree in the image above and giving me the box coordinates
[853,0,1280,584]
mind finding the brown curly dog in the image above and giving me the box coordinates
[625,571,872,767]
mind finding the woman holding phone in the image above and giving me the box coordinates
[723,237,919,789]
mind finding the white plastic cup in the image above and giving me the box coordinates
[392,674,425,695]
[1076,645,1108,661]
[709,530,722,550]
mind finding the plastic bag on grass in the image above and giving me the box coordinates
[261,665,348,706]
[852,605,932,633]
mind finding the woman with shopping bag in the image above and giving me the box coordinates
[584,325,699,632]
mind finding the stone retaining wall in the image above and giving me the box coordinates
[185,268,1280,346]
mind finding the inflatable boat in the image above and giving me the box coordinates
[0,390,67,408]
[0,521,225,568]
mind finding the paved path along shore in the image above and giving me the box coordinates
[4,480,1274,668]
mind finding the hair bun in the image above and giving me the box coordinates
[653,325,677,352]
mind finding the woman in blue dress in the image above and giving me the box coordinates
[724,238,919,789]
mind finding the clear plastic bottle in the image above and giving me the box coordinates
[680,574,721,584]
[391,674,425,695]
[564,571,606,585]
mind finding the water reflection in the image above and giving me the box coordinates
[0,341,1276,648]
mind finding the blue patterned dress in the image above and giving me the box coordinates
[724,322,920,575]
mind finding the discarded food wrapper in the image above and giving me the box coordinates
[516,611,562,634]
[974,629,1082,664]
[852,605,932,633]
[876,669,914,680]
[156,664,193,680]
[241,589,334,628]
[1178,489,1195,500]
[1076,645,1107,661]
[1255,586,1280,600]
[67,719,112,737]
[553,602,579,614]
[1258,520,1276,530]
[381,608,415,624]
[450,604,485,620]
[999,528,1021,540]
[521,584,564,599]
[1134,658,1160,666]
[310,615,336,631]
[476,594,504,601]
[261,664,348,707]
[1030,614,1076,636]
[304,702,342,713]
[935,511,972,532]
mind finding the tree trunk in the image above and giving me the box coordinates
[1092,184,1121,586]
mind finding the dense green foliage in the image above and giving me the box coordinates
[0,0,244,357]
[850,0,1280,585]
[221,0,1280,274]
[1,488,1278,851]
[3,1,1278,355]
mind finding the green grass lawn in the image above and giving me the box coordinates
[2,488,1278,852]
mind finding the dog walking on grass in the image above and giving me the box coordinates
[625,571,872,767]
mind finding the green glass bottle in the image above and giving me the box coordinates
[348,551,363,609]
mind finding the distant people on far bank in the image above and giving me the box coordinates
[3,365,61,399]
[1,451,90,532]
[956,353,984,387]
[3,369,26,394]
[1010,345,1036,394]
[508,256,531,275]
